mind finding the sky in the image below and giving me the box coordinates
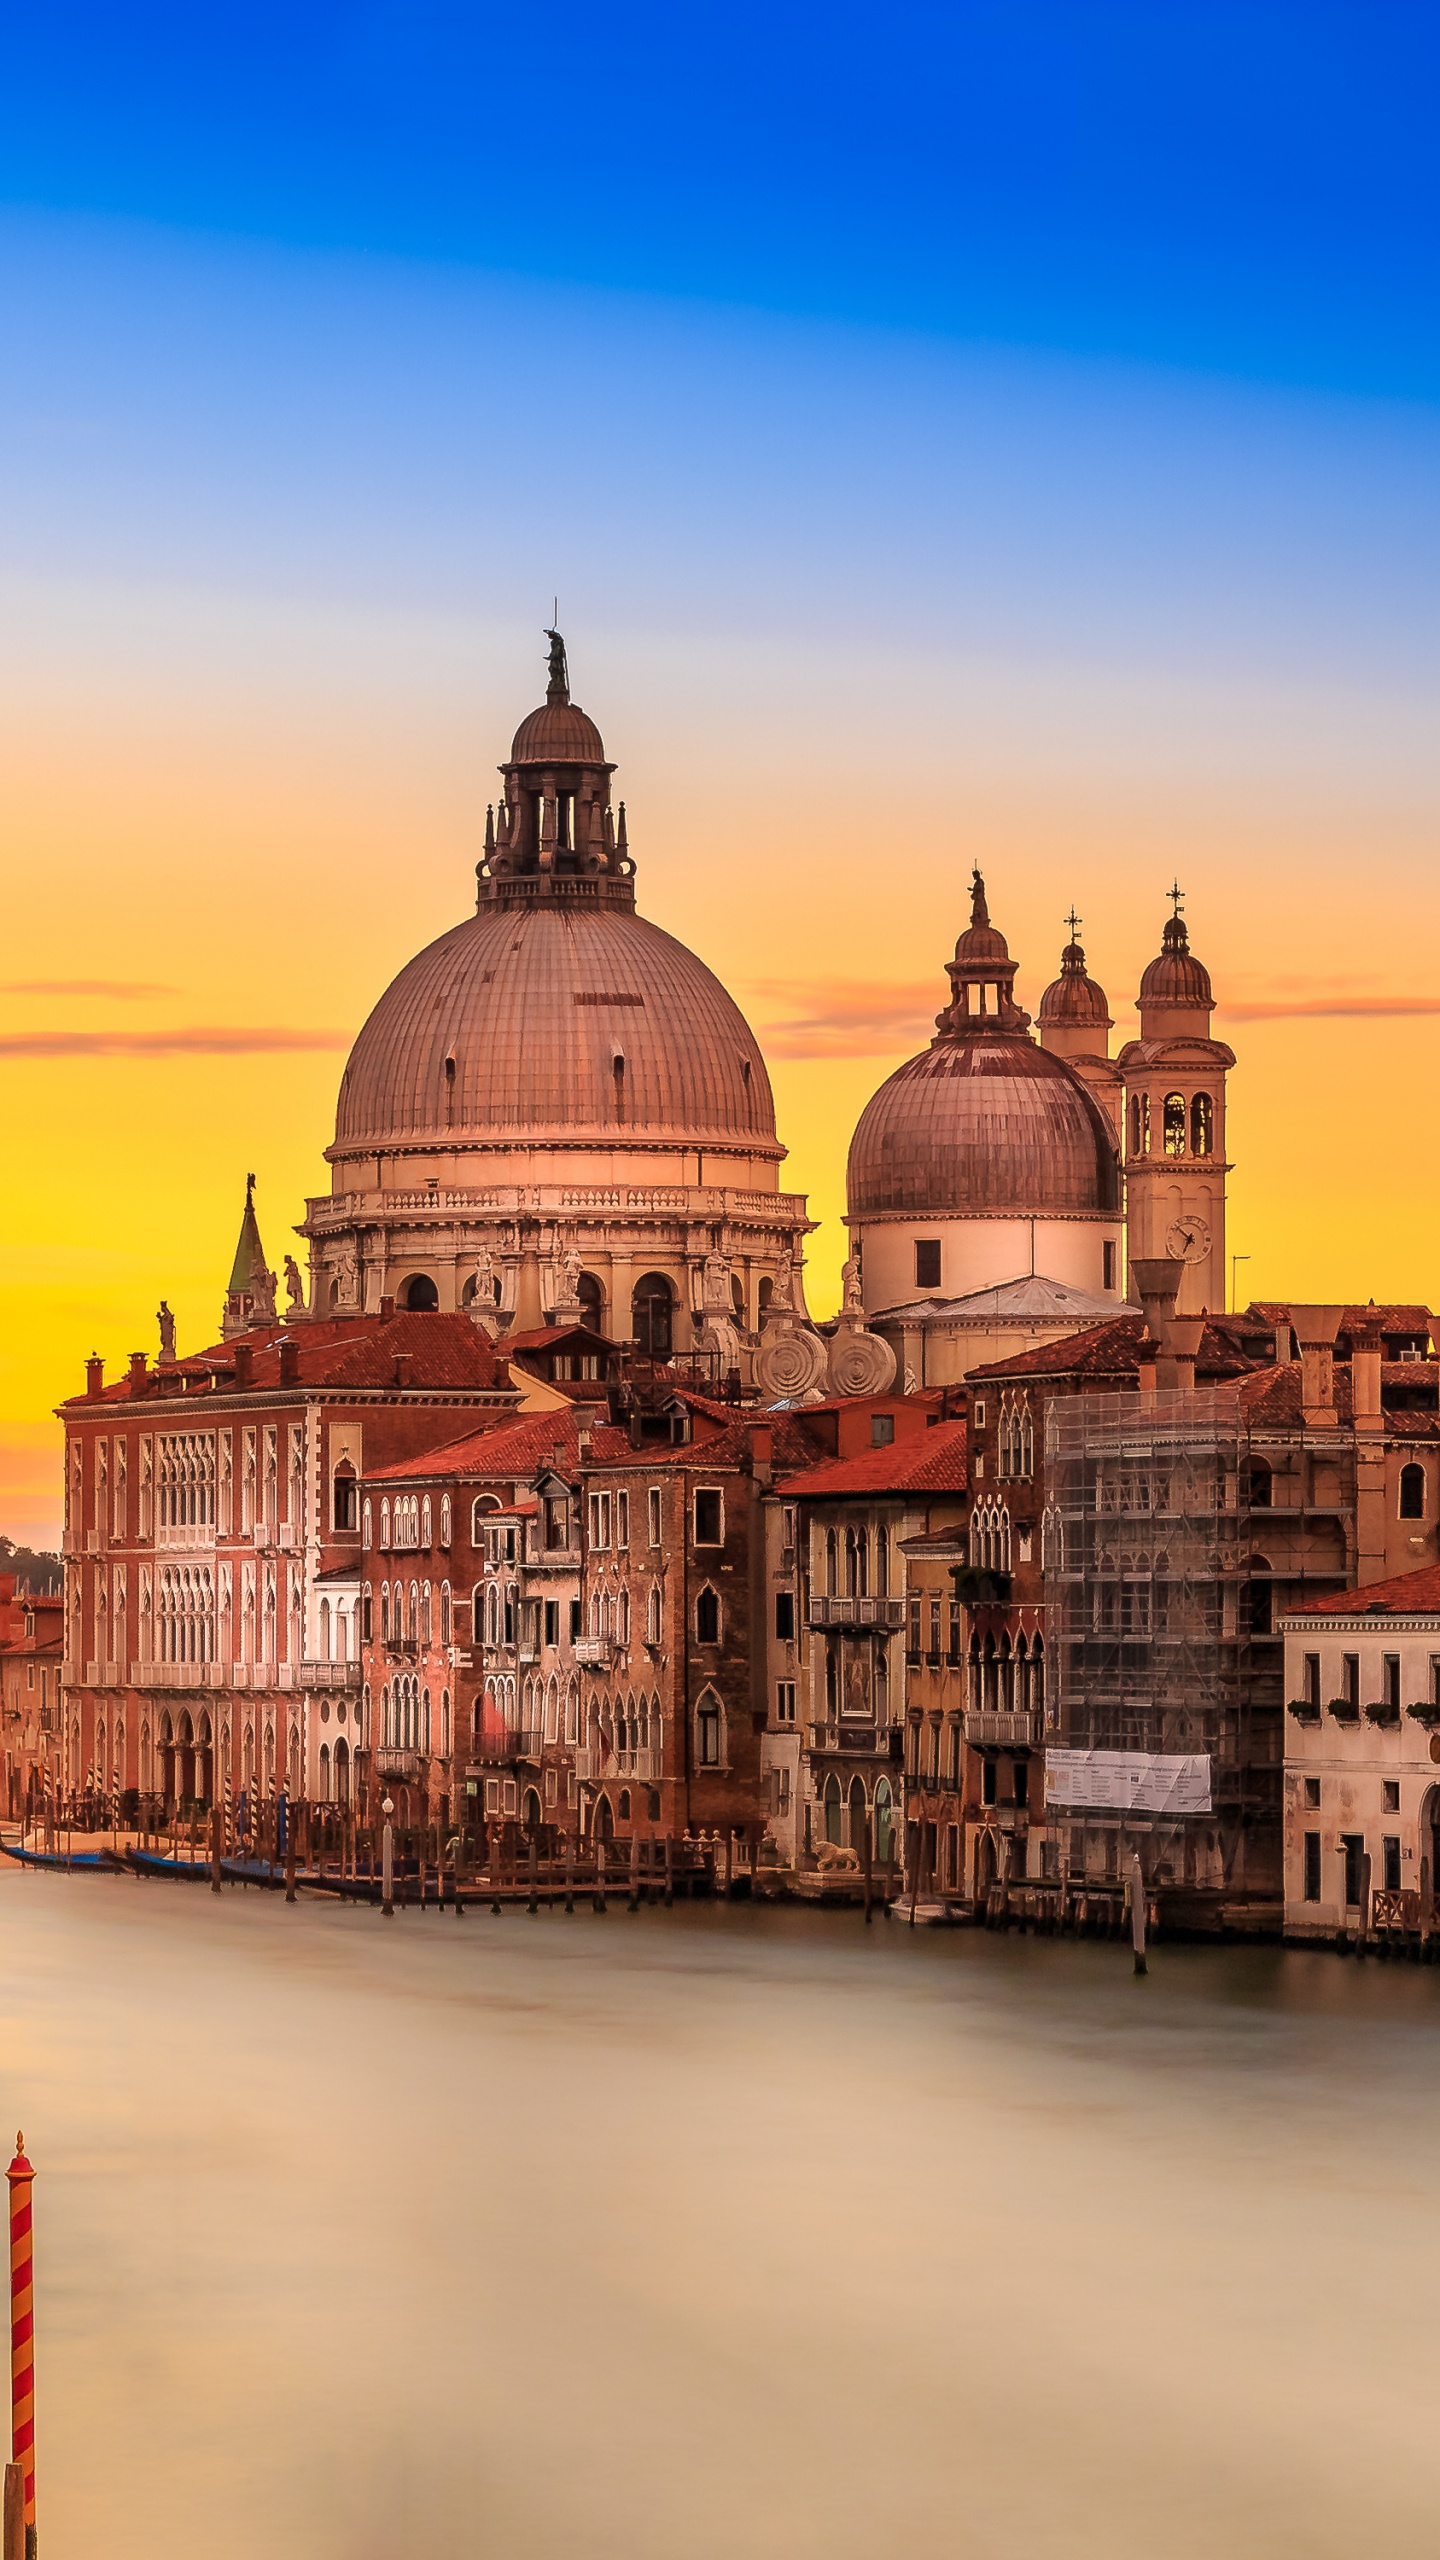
[3,1,1440,1544]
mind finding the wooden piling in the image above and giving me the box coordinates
[1129,1852,1148,1977]
[664,1834,674,1908]
[528,1837,539,1915]
[594,1839,607,1915]
[564,1839,575,1914]
[628,1833,640,1912]
[862,1812,873,1924]
[210,1801,222,1895]
[2,2460,22,2560]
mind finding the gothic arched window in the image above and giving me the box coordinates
[1190,1092,1213,1157]
[695,1586,720,1645]
[1400,1462,1426,1521]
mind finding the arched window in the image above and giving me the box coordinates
[362,1499,373,1549]
[823,1772,842,1845]
[1130,1091,1151,1157]
[1190,1092,1213,1157]
[646,1585,662,1646]
[1245,1460,1272,1509]
[318,1597,331,1662]
[471,1495,499,1540]
[578,1272,605,1328]
[380,1584,390,1644]
[422,1582,433,1644]
[825,1527,838,1595]
[1400,1462,1426,1521]
[319,1742,331,1800]
[631,1273,674,1360]
[876,1526,889,1597]
[401,1274,439,1311]
[695,1586,720,1645]
[332,1462,357,1531]
[696,1691,723,1766]
[379,1500,390,1549]
[421,1496,432,1547]
[408,1581,420,1643]
[825,1645,838,1715]
[1163,1093,1187,1157]
[440,1495,452,1547]
[441,1583,452,1645]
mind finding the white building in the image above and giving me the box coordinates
[1282,1563,1440,1939]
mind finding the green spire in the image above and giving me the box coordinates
[228,1172,268,1294]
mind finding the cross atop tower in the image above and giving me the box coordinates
[1168,880,1185,919]
[1064,907,1082,944]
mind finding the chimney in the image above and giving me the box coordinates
[1290,1305,1343,1429]
[393,1352,413,1389]
[1136,1329,1159,1406]
[128,1352,147,1388]
[85,1354,104,1399]
[1129,1257,1183,1349]
[1273,1320,1293,1366]
[278,1339,299,1388]
[379,1295,395,1321]
[750,1421,773,1483]
[1351,1325,1383,1433]
[1160,1311,1206,1396]
[233,1343,254,1390]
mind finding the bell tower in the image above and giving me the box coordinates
[1117,889,1234,1318]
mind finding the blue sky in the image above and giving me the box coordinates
[6,2,1439,398]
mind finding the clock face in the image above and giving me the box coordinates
[1165,1215,1211,1264]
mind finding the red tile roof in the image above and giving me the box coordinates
[61,1313,507,1408]
[774,1419,968,1500]
[1288,1563,1440,1617]
[969,1313,1261,1386]
[366,1408,581,1485]
[586,1412,832,1476]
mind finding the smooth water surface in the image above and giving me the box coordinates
[3,1871,1438,2558]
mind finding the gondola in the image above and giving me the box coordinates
[123,1847,215,1883]
[0,1839,123,1873]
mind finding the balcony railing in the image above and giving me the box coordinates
[298,1660,362,1689]
[807,1596,904,1631]
[806,1721,898,1757]
[573,1745,660,1783]
[962,1709,1041,1748]
[375,1748,425,1778]
[473,1730,545,1763]
[574,1637,614,1668]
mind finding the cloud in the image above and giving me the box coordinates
[751,977,940,1058]
[1218,996,1440,1022]
[0,979,179,997]
[0,1026,352,1057]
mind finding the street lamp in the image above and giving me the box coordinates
[1230,1253,1250,1315]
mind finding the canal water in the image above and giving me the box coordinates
[4,1872,1439,2559]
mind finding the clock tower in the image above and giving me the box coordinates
[1118,891,1233,1318]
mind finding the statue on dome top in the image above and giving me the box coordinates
[544,624,569,702]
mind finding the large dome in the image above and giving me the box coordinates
[333,901,778,1156]
[848,1037,1121,1217]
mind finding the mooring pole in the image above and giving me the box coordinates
[210,1800,222,1896]
[2,2457,22,2560]
[7,2135,36,2558]
[381,1795,395,1919]
[1130,1851,1148,1978]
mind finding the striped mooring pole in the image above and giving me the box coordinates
[7,2134,36,2557]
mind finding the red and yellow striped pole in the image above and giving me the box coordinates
[7,2135,35,2553]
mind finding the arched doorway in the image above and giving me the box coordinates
[848,1775,868,1856]
[335,1738,350,1803]
[593,1794,615,1843]
[400,1273,439,1311]
[631,1273,674,1360]
[159,1711,175,1807]
[976,1829,1000,1893]
[522,1787,542,1833]
[578,1273,605,1329]
[823,1773,843,1845]
[1422,1784,1440,1919]
[176,1710,196,1804]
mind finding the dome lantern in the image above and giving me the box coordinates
[480,627,633,912]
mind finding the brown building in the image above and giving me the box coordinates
[0,1580,64,1817]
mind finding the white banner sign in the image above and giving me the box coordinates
[1044,1749,1212,1816]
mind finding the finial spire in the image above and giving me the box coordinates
[1064,907,1082,944]
[1168,880,1185,920]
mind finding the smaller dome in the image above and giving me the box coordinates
[509,697,608,767]
[1140,913,1213,1010]
[1039,937,1112,1029]
[951,870,1011,969]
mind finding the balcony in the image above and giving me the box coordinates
[298,1660,361,1690]
[574,1637,614,1668]
[375,1748,424,1778]
[474,1729,544,1764]
[130,1662,225,1690]
[573,1746,660,1783]
[807,1721,892,1757]
[807,1595,905,1631]
[962,1709,1041,1748]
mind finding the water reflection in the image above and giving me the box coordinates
[5,1872,1439,2559]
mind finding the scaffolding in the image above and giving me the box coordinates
[1043,1388,1287,1914]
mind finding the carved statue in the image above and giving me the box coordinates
[564,1243,584,1298]
[702,1251,732,1313]
[471,1239,494,1302]
[283,1255,306,1311]
[841,1253,864,1314]
[156,1301,176,1363]
[252,1265,278,1326]
[544,625,569,698]
[335,1245,360,1308]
